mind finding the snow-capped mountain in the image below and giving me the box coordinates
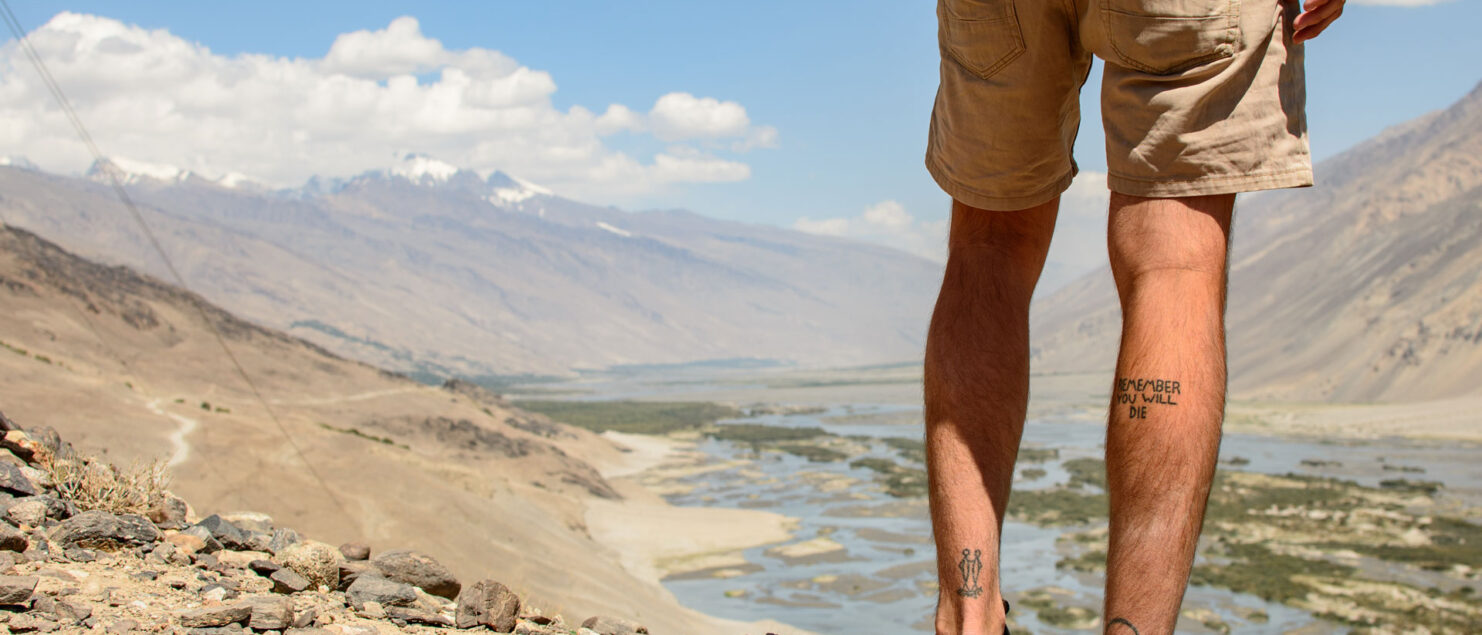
[0,155,941,377]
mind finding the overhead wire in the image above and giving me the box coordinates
[0,1,354,524]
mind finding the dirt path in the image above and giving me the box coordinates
[147,398,199,468]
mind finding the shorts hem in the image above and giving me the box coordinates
[1108,166,1314,198]
[926,156,1077,211]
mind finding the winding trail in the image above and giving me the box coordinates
[147,398,199,468]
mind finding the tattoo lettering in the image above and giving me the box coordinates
[956,548,983,598]
[1107,617,1140,634]
[1115,377,1182,419]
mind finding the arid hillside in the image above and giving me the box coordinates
[1030,79,1482,402]
[0,225,803,634]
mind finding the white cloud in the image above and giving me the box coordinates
[794,200,948,262]
[0,13,776,201]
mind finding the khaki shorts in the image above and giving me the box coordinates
[927,0,1313,210]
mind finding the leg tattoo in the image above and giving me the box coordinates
[1107,617,1140,634]
[956,548,984,598]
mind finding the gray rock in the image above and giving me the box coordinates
[371,549,460,600]
[7,613,60,632]
[48,511,159,550]
[6,498,48,528]
[346,574,417,609]
[64,547,97,562]
[0,574,37,604]
[29,427,62,458]
[267,527,299,555]
[244,531,272,553]
[337,560,371,591]
[581,615,649,635]
[0,462,39,496]
[219,512,273,534]
[0,410,18,433]
[386,606,455,627]
[0,521,29,551]
[274,540,339,590]
[181,525,224,553]
[0,550,17,571]
[195,515,251,550]
[290,607,317,629]
[246,595,293,630]
[455,579,521,631]
[104,618,139,634]
[177,604,252,628]
[248,559,280,575]
[337,542,370,561]
[51,598,93,622]
[270,567,311,594]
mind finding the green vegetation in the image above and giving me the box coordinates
[1063,457,1107,490]
[1019,467,1047,481]
[1055,548,1106,573]
[881,437,925,464]
[1222,456,1251,466]
[1378,478,1442,495]
[32,354,51,364]
[317,422,409,450]
[1191,542,1356,603]
[0,339,27,356]
[775,443,848,463]
[513,400,741,435]
[1009,488,1109,526]
[849,457,897,474]
[1016,589,1099,629]
[1018,447,1060,463]
[706,423,825,444]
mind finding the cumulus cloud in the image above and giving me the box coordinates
[794,200,948,262]
[0,13,775,200]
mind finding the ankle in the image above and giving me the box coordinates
[935,590,1006,635]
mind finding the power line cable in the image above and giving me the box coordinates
[0,1,353,523]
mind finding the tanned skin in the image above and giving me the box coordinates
[924,193,1233,635]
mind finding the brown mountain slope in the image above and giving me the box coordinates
[0,224,805,634]
[1029,80,1482,402]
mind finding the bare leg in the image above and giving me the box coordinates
[1102,192,1234,634]
[926,197,1058,635]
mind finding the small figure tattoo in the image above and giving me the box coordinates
[956,548,983,598]
[1107,617,1140,634]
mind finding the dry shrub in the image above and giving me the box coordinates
[41,454,171,515]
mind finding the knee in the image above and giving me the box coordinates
[943,198,1058,298]
[1107,193,1233,289]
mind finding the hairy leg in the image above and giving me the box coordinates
[1102,192,1234,634]
[926,197,1058,635]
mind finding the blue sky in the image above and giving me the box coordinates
[6,1,1481,286]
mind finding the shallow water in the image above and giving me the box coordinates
[511,373,1482,633]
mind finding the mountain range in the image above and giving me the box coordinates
[0,154,941,378]
[1030,79,1482,402]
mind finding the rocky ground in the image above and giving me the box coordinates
[0,409,660,635]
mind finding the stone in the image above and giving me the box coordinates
[182,524,222,551]
[105,618,139,634]
[167,532,211,555]
[266,528,299,555]
[0,521,29,551]
[290,607,317,629]
[385,606,454,628]
[246,595,293,630]
[201,583,238,602]
[214,550,270,570]
[270,568,311,594]
[0,410,18,433]
[49,511,160,550]
[47,598,92,623]
[29,427,62,459]
[0,550,17,571]
[6,499,49,528]
[337,560,371,591]
[580,616,649,635]
[275,540,340,590]
[178,605,252,628]
[17,466,50,489]
[370,549,460,599]
[7,613,59,633]
[248,559,281,575]
[245,532,272,553]
[0,430,47,463]
[219,512,273,534]
[195,515,251,550]
[147,494,190,530]
[356,600,387,620]
[337,542,370,561]
[346,575,417,609]
[0,575,37,604]
[64,547,96,562]
[455,579,520,632]
[0,462,39,496]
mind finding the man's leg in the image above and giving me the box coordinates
[1102,192,1234,634]
[926,197,1059,635]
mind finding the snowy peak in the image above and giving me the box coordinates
[389,153,460,184]
[485,170,553,206]
[0,156,38,170]
[85,157,262,190]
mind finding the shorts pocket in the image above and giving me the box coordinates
[1101,0,1240,75]
[939,0,1026,81]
